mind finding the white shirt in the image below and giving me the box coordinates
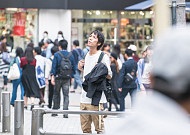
[106,91,190,135]
[80,50,112,104]
[142,62,153,84]
[45,56,53,80]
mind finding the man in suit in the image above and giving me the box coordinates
[118,49,137,111]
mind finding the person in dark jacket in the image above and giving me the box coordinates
[108,52,120,111]
[118,49,137,111]
[51,39,76,118]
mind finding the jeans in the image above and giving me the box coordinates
[10,78,24,105]
[119,88,136,111]
[73,69,82,89]
[53,79,70,110]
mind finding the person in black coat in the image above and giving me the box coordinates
[109,52,120,111]
[118,49,137,111]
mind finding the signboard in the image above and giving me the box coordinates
[13,12,26,36]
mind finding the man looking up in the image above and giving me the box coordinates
[78,30,112,134]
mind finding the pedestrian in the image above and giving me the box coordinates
[118,49,137,111]
[45,39,54,59]
[108,52,120,111]
[101,43,111,56]
[107,27,190,135]
[40,31,53,44]
[39,42,46,57]
[113,44,124,70]
[78,30,112,134]
[0,42,11,91]
[45,46,59,108]
[10,47,25,107]
[71,40,84,93]
[54,31,64,46]
[20,47,41,110]
[83,40,89,56]
[51,39,76,118]
[128,44,139,62]
[33,47,46,107]
[137,46,153,93]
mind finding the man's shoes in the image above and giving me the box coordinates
[40,103,45,108]
[51,114,58,117]
[24,106,27,110]
[30,104,34,111]
[70,90,75,93]
[63,114,68,118]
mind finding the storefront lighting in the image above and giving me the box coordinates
[96,10,100,15]
[121,12,124,15]
[6,8,18,11]
[150,11,153,15]
[131,12,135,15]
[139,11,144,16]
[110,11,113,14]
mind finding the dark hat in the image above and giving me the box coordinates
[111,52,118,60]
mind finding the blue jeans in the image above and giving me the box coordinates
[119,88,136,111]
[73,69,82,89]
[10,78,24,105]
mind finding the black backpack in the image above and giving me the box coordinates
[57,51,72,79]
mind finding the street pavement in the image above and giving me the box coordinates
[0,80,131,135]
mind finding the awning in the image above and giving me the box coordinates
[125,0,154,11]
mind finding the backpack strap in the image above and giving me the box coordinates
[58,51,72,59]
[97,52,105,63]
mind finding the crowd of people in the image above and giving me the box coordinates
[0,29,153,133]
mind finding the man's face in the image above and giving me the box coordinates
[88,33,100,48]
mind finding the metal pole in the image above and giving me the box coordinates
[14,100,24,135]
[31,108,45,135]
[2,92,10,132]
[171,1,177,25]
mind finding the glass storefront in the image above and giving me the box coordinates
[72,10,154,55]
[0,8,38,50]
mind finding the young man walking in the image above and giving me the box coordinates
[78,30,112,134]
[118,49,137,111]
[71,40,84,93]
[51,40,76,118]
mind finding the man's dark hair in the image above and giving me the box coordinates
[39,42,44,48]
[59,40,68,50]
[51,46,59,55]
[1,36,6,41]
[34,47,42,55]
[125,49,133,57]
[73,40,79,46]
[44,31,48,34]
[27,42,34,48]
[90,30,104,50]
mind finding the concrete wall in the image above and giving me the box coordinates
[39,9,72,51]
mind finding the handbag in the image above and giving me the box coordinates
[7,58,20,80]
[124,63,136,84]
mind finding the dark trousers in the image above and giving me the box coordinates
[53,79,70,110]
[39,87,45,105]
[48,80,54,108]
[3,75,8,85]
[119,88,136,111]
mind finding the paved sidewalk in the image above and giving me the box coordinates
[0,80,131,135]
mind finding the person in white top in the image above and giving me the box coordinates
[78,30,112,134]
[106,27,190,135]
[33,47,47,107]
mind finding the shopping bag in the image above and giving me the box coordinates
[7,63,20,80]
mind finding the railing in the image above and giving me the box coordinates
[31,109,124,135]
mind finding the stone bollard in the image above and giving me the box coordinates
[2,92,10,132]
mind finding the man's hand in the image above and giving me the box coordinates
[45,79,49,85]
[51,75,55,85]
[78,60,85,72]
[140,85,146,91]
[118,88,122,92]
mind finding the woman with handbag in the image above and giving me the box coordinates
[9,47,25,106]
[0,43,11,91]
[20,47,41,110]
